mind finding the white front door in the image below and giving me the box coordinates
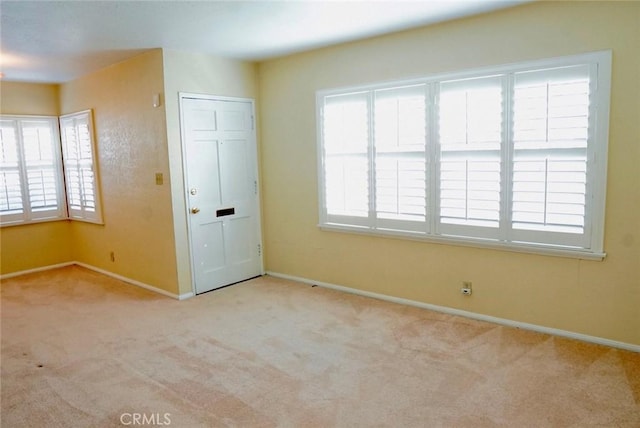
[181,95,263,294]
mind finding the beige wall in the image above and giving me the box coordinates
[59,49,180,294]
[0,81,60,116]
[0,82,72,274]
[1,221,73,275]
[258,1,640,345]
[162,50,258,295]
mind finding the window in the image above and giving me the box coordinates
[0,110,103,226]
[317,51,611,259]
[60,111,102,223]
[0,116,66,224]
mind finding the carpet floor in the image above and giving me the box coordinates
[1,265,639,427]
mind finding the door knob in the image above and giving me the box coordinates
[191,207,200,214]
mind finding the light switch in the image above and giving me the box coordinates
[153,93,161,108]
[155,173,163,185]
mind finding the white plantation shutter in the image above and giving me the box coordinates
[0,120,23,219]
[374,85,427,232]
[511,65,592,248]
[60,110,103,223]
[23,123,59,212]
[320,86,428,233]
[318,51,610,258]
[0,117,65,225]
[322,92,370,226]
[438,76,503,238]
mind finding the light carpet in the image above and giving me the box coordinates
[1,266,638,427]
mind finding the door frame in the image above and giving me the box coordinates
[178,92,264,295]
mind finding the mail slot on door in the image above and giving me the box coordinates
[216,207,235,217]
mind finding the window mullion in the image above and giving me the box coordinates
[57,118,70,219]
[430,83,440,235]
[425,83,435,234]
[581,61,600,248]
[52,119,66,219]
[15,121,32,221]
[501,74,514,242]
[367,91,376,229]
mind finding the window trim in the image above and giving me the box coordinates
[0,115,67,226]
[316,51,611,261]
[59,109,104,225]
[0,110,104,227]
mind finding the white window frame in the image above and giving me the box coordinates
[59,110,103,224]
[316,51,611,260]
[0,110,104,226]
[0,115,67,225]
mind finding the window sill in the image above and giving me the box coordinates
[1,217,68,228]
[1,217,105,228]
[318,223,606,261]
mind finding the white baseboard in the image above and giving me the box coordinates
[0,262,76,280]
[266,271,640,354]
[1,262,192,300]
[75,262,192,300]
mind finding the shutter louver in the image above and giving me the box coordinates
[22,124,59,212]
[27,169,58,211]
[374,85,427,232]
[511,65,590,246]
[0,121,23,215]
[323,93,370,224]
[0,117,65,224]
[60,110,102,224]
[0,171,22,213]
[438,77,503,237]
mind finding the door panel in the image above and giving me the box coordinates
[229,216,253,263]
[192,140,222,207]
[195,221,226,278]
[219,139,249,204]
[220,110,245,131]
[182,96,262,294]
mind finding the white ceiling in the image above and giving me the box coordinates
[1,0,527,84]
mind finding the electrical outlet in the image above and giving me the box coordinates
[461,281,472,295]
